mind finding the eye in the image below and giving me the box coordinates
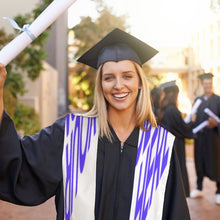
[103,75,113,81]
[123,74,132,79]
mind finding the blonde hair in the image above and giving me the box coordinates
[84,61,157,140]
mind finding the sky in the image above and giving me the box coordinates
[68,0,212,48]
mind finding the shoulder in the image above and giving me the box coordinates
[65,113,98,120]
[212,93,220,99]
[165,104,177,111]
[195,96,203,101]
[209,94,220,105]
[143,121,175,140]
[164,104,180,116]
[64,113,99,131]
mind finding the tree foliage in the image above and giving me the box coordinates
[210,0,220,12]
[13,103,41,136]
[1,0,53,133]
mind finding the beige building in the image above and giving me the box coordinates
[18,61,58,128]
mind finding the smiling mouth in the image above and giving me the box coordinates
[113,93,129,99]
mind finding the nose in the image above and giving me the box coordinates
[114,77,123,89]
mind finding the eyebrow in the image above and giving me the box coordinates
[103,70,136,75]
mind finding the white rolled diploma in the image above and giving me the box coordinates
[204,108,220,123]
[184,98,202,123]
[192,120,209,134]
[0,0,78,66]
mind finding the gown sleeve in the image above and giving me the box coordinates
[162,147,190,220]
[0,110,65,206]
[162,105,194,139]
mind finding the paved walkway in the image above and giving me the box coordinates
[187,157,220,219]
[186,143,220,220]
[0,145,219,219]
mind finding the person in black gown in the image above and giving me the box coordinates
[157,81,194,197]
[0,28,190,219]
[190,73,220,205]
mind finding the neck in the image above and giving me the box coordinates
[108,108,137,144]
[204,92,212,98]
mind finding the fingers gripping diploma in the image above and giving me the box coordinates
[207,117,218,128]
[0,63,7,121]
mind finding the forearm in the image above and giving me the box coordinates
[0,63,6,122]
[0,91,3,123]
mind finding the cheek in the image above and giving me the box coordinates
[132,80,140,92]
[101,82,111,96]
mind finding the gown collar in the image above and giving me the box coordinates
[107,123,139,148]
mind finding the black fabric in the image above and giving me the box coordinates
[162,147,190,220]
[161,104,194,197]
[0,110,190,220]
[95,125,138,220]
[0,110,65,217]
[193,94,220,185]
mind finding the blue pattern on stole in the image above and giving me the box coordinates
[64,114,97,220]
[133,121,171,220]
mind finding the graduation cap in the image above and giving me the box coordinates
[159,80,179,93]
[77,28,159,69]
[158,80,176,89]
[198,73,214,80]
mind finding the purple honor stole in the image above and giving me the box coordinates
[63,115,174,220]
[129,121,174,220]
[63,114,99,220]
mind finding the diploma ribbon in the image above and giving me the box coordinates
[3,17,36,41]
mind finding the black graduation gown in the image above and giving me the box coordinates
[193,94,220,182]
[0,110,190,220]
[161,104,194,197]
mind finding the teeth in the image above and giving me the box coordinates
[113,93,128,98]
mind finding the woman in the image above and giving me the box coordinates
[157,81,194,197]
[0,28,190,220]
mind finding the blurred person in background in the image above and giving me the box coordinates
[157,81,195,197]
[150,86,161,117]
[190,73,220,205]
